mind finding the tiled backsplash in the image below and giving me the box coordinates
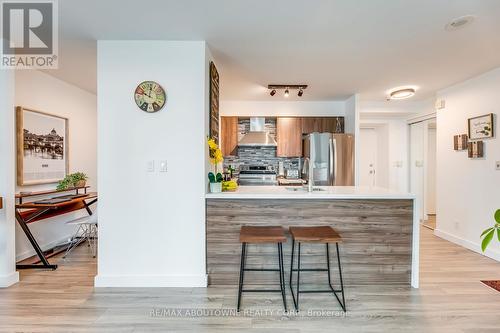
[223,118,302,177]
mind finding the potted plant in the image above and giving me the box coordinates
[71,172,88,188]
[207,137,224,193]
[480,209,500,251]
[56,172,88,190]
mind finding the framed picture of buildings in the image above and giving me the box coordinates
[209,61,220,144]
[16,107,69,186]
[468,113,494,140]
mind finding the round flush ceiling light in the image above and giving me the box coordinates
[387,87,416,100]
[445,15,475,31]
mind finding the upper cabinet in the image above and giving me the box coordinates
[276,117,303,157]
[301,117,344,134]
[220,116,239,156]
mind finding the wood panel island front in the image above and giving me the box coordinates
[206,186,418,288]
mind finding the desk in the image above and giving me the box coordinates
[15,189,98,270]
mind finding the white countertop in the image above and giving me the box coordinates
[206,186,416,200]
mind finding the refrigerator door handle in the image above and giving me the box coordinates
[329,137,336,185]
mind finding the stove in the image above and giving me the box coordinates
[238,165,277,186]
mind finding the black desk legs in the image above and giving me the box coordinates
[15,209,58,270]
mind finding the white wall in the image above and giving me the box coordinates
[0,64,19,287]
[435,67,500,261]
[220,100,346,117]
[95,41,209,287]
[14,70,97,261]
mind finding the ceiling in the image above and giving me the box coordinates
[45,0,500,101]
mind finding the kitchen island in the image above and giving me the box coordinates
[206,186,418,288]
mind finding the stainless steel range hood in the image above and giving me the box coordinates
[238,118,277,146]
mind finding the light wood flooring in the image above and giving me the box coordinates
[422,215,436,230]
[1,228,499,332]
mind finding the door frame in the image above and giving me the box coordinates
[407,113,436,222]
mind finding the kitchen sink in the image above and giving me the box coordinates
[285,187,325,192]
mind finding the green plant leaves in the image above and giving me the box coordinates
[497,229,500,242]
[481,227,494,237]
[495,209,500,223]
[481,229,495,252]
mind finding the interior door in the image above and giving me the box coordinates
[359,128,377,186]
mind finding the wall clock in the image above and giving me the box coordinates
[134,81,166,113]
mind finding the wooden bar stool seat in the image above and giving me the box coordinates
[289,226,342,243]
[289,226,346,312]
[240,226,287,243]
[237,226,287,312]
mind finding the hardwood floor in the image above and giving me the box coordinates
[1,228,499,332]
[422,215,436,230]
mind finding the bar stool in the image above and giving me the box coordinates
[237,226,287,312]
[289,226,346,312]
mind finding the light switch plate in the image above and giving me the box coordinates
[147,160,155,172]
[159,160,168,172]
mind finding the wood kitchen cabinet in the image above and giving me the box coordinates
[301,117,344,134]
[277,117,302,157]
[220,116,239,156]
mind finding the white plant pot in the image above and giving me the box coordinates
[210,182,222,193]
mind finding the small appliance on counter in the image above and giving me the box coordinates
[238,165,277,186]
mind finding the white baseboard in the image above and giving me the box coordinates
[0,271,19,288]
[94,274,208,288]
[434,228,500,262]
[16,234,73,262]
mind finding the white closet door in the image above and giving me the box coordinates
[359,128,378,187]
[410,122,425,221]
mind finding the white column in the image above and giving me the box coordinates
[0,58,19,287]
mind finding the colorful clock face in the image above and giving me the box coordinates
[134,81,166,113]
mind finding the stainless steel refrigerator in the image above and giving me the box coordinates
[302,133,355,186]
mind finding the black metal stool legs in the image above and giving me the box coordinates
[237,242,247,312]
[278,243,287,312]
[289,241,347,312]
[237,242,287,312]
[335,243,346,311]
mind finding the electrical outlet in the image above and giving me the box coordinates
[454,220,460,230]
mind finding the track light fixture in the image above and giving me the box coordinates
[267,84,308,98]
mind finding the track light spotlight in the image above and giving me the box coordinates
[270,89,276,96]
[298,89,303,97]
[284,89,289,97]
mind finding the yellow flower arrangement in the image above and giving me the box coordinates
[207,137,223,165]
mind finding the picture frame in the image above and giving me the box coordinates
[468,140,484,159]
[16,107,69,186]
[453,134,468,151]
[209,61,220,144]
[468,113,494,140]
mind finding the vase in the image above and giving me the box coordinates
[74,180,86,188]
[209,182,222,193]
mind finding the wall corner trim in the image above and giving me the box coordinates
[0,271,20,288]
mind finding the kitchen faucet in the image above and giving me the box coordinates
[302,157,314,192]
